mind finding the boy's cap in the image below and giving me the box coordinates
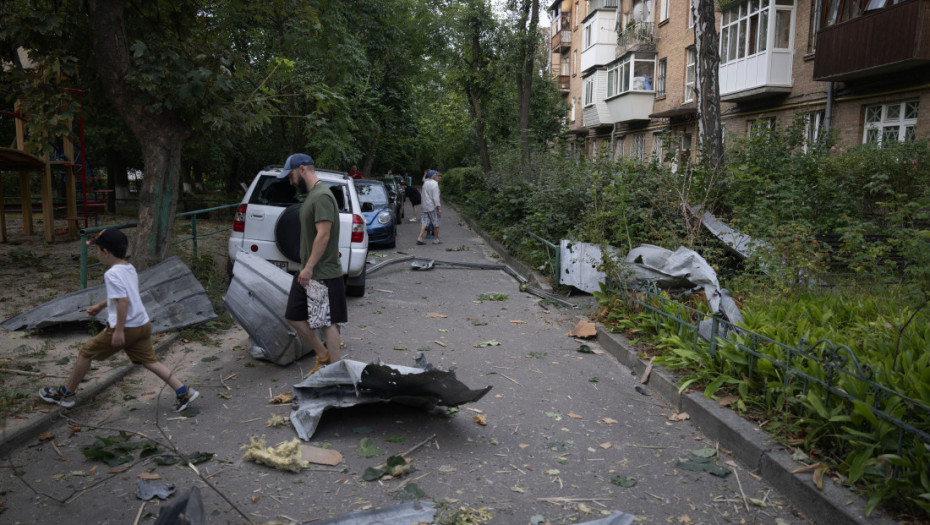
[88,228,128,255]
[278,153,314,179]
[428,169,440,177]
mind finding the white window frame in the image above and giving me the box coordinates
[688,0,697,28]
[684,47,695,103]
[584,21,593,49]
[607,53,656,98]
[749,117,775,136]
[863,100,919,145]
[652,131,664,160]
[656,57,667,97]
[660,0,670,21]
[805,109,825,152]
[632,133,646,163]
[584,77,595,107]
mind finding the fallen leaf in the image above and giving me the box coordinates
[670,412,691,422]
[510,320,526,324]
[252,495,260,503]
[567,320,597,338]
[640,356,656,384]
[545,469,560,476]
[138,472,161,480]
[678,515,692,524]
[473,415,487,426]
[426,312,448,318]
[519,444,530,449]
[38,432,54,441]
[718,395,739,407]
[600,442,612,449]
[813,466,826,490]
[269,392,293,404]
[602,418,618,425]
[567,412,583,419]
[511,486,525,493]
[85,466,97,476]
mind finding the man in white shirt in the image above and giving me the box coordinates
[417,170,442,245]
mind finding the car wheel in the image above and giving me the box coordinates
[275,203,302,262]
[346,265,366,297]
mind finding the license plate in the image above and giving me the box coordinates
[270,260,287,270]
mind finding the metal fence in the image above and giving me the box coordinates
[78,203,238,288]
[608,283,930,459]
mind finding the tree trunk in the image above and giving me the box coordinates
[85,0,191,269]
[693,0,724,172]
[469,90,492,173]
[467,22,492,174]
[516,0,539,165]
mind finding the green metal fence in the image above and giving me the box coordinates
[79,203,238,288]
[608,283,930,458]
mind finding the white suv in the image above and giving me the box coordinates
[228,166,369,296]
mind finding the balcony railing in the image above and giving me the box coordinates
[814,0,930,81]
[558,75,570,92]
[617,21,656,55]
[589,0,619,11]
[551,29,572,52]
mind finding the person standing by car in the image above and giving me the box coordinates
[348,164,362,180]
[400,181,421,222]
[279,153,346,375]
[417,170,442,245]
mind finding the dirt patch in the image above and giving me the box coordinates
[0,210,235,436]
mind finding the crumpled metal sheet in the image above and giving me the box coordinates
[560,240,620,293]
[224,252,313,365]
[577,511,637,525]
[1,256,217,333]
[291,357,492,441]
[153,486,205,525]
[312,500,436,525]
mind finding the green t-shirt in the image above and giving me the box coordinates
[299,182,342,280]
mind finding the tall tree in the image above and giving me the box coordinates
[511,0,540,165]
[693,0,724,171]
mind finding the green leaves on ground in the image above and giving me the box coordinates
[357,438,383,458]
[362,455,411,481]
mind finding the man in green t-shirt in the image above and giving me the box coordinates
[279,153,346,375]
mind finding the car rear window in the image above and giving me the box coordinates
[249,175,350,213]
[357,182,389,206]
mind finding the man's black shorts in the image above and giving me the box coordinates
[284,274,348,325]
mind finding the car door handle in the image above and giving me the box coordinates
[249,211,265,220]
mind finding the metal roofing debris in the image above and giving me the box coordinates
[291,357,492,441]
[560,240,620,294]
[311,501,436,525]
[224,252,314,365]
[1,256,217,333]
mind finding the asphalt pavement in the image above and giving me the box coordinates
[0,203,895,525]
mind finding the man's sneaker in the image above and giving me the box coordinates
[39,386,75,408]
[307,356,330,377]
[175,388,199,412]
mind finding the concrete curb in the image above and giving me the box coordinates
[597,329,896,525]
[0,333,180,453]
[455,206,553,292]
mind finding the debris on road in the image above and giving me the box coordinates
[567,320,597,338]
[136,477,176,501]
[242,436,307,473]
[300,443,344,466]
[290,357,491,440]
[305,500,436,524]
[675,448,731,477]
[1,256,216,333]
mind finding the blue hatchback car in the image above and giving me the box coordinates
[354,179,397,248]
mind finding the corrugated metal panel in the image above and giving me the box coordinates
[223,251,313,365]
[1,256,216,332]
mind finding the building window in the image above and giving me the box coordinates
[652,132,664,160]
[720,0,772,64]
[584,77,595,107]
[660,0,670,21]
[688,0,697,28]
[632,133,646,162]
[864,100,919,145]
[749,117,776,136]
[606,53,656,98]
[684,47,695,103]
[584,22,593,49]
[805,110,825,152]
[656,57,666,97]
[614,135,624,159]
[570,97,576,122]
[574,50,579,76]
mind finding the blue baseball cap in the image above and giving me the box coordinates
[278,153,314,179]
[428,169,439,177]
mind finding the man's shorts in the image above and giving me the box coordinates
[79,322,156,364]
[285,274,348,326]
[421,210,440,228]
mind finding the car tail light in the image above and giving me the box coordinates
[233,204,247,232]
[351,214,365,243]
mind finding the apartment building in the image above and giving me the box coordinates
[548,0,930,161]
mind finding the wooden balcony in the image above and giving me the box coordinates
[814,0,930,81]
[557,75,570,93]
[551,28,572,53]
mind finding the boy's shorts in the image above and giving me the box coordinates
[79,322,156,364]
[284,274,348,326]
[421,210,440,228]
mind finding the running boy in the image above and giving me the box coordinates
[38,229,199,412]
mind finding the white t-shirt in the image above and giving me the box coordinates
[104,263,150,328]
[422,178,441,212]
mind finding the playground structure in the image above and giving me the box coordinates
[0,90,108,243]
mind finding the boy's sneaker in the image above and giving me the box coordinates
[39,386,75,408]
[175,388,199,412]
